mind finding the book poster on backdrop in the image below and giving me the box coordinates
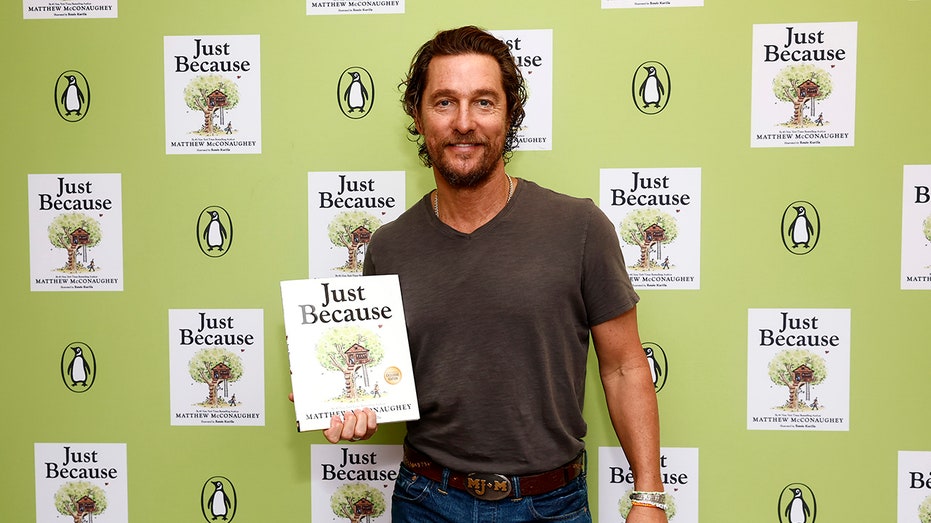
[307,0,404,16]
[599,446,698,522]
[164,35,261,154]
[901,165,931,290]
[747,308,851,431]
[169,309,266,426]
[751,22,857,147]
[35,443,128,522]
[308,171,405,278]
[489,29,553,151]
[600,168,701,290]
[602,0,703,8]
[311,444,402,522]
[28,174,123,292]
[24,0,117,19]
[282,275,419,432]
[898,451,931,523]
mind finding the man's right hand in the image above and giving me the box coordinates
[288,394,378,443]
[323,408,378,443]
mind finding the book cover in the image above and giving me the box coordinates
[598,446,698,522]
[747,308,851,431]
[281,275,419,432]
[308,171,405,278]
[600,168,701,290]
[28,173,123,292]
[602,0,702,8]
[490,29,553,151]
[24,0,117,19]
[751,22,857,148]
[168,309,266,426]
[901,165,931,290]
[311,444,402,522]
[898,451,931,523]
[34,443,128,522]
[307,0,404,15]
[164,35,261,154]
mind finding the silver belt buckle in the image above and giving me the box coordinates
[465,472,512,501]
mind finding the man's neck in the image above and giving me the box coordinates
[433,169,515,234]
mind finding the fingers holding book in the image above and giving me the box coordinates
[324,408,378,443]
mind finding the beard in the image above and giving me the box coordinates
[427,132,504,188]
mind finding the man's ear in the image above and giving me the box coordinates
[413,110,424,135]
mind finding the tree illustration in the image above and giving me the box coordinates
[618,209,679,270]
[923,214,931,243]
[771,64,834,127]
[188,348,244,407]
[330,483,386,523]
[919,495,931,523]
[618,488,677,521]
[767,349,827,411]
[53,481,108,523]
[183,74,240,135]
[317,326,384,401]
[47,212,102,273]
[327,211,383,272]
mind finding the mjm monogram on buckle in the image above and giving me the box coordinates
[465,472,512,501]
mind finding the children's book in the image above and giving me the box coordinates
[281,275,419,432]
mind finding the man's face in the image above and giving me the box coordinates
[415,53,509,188]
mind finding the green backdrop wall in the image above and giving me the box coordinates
[2,0,929,521]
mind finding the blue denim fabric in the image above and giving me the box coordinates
[391,462,592,522]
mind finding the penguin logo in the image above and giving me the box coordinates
[631,61,670,115]
[777,483,817,523]
[204,211,227,251]
[55,70,91,122]
[201,476,237,522]
[344,71,369,113]
[642,342,668,393]
[197,206,233,258]
[60,342,96,393]
[337,66,375,119]
[781,201,820,255]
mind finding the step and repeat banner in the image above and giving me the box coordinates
[3,1,930,522]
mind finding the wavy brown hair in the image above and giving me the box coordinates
[401,26,528,167]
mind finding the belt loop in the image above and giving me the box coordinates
[440,467,451,492]
[511,476,522,498]
[582,449,588,478]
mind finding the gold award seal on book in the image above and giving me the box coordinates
[384,366,402,385]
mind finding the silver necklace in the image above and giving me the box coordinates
[433,175,513,218]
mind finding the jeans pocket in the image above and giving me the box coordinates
[526,477,591,521]
[392,463,431,503]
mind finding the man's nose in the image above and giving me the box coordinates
[453,105,476,134]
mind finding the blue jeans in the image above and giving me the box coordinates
[391,462,592,522]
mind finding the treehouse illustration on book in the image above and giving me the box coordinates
[53,481,108,523]
[188,347,244,408]
[771,64,834,128]
[330,483,387,523]
[767,349,827,411]
[47,213,102,273]
[183,74,240,135]
[318,326,384,402]
[922,214,931,267]
[919,494,931,523]
[328,211,383,273]
[619,209,679,271]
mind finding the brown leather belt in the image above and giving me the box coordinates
[402,444,585,501]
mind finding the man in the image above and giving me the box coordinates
[324,26,667,522]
